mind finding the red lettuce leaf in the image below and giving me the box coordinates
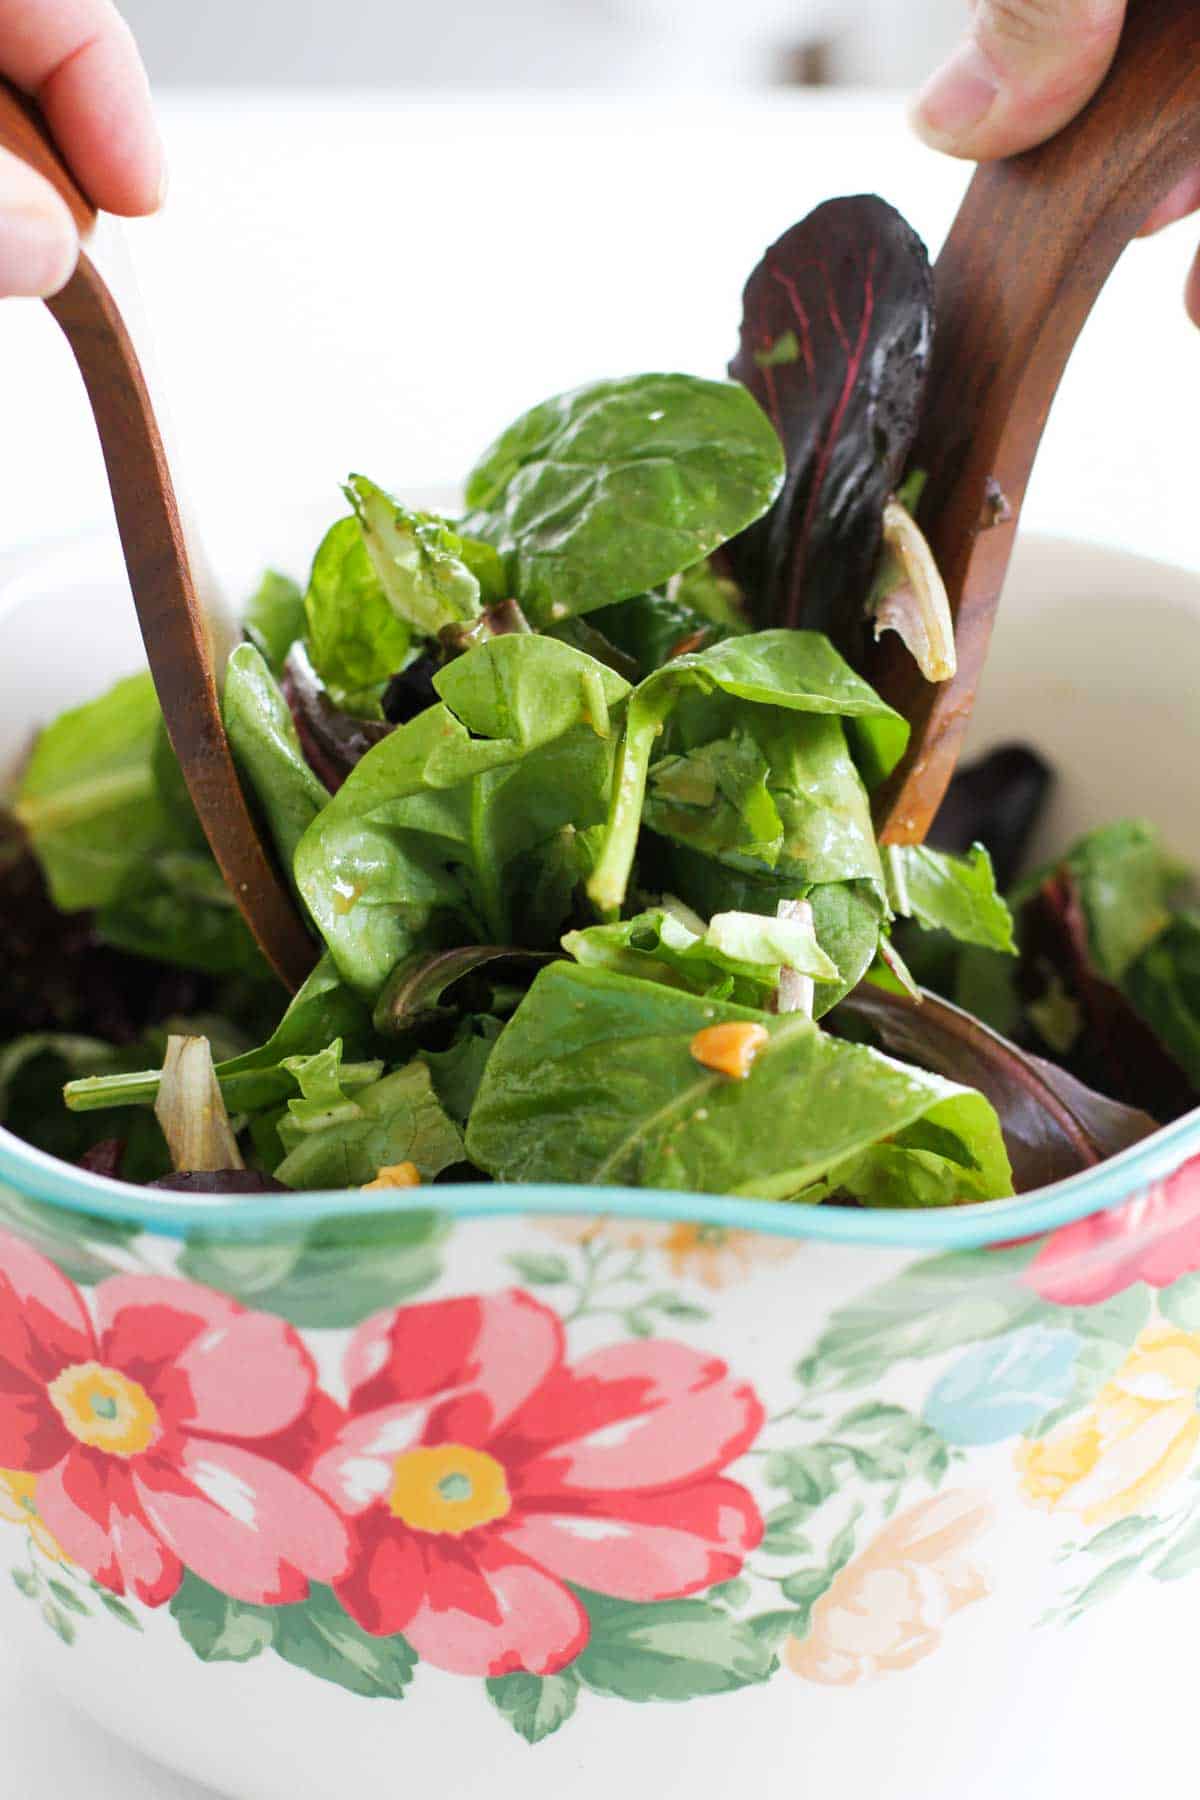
[281,645,392,792]
[728,195,934,653]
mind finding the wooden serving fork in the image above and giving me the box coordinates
[0,80,316,991]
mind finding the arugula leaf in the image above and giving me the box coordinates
[274,1056,463,1189]
[243,570,305,674]
[466,962,1013,1201]
[461,374,785,623]
[294,635,630,996]
[1125,911,1200,1087]
[65,952,376,1120]
[728,197,934,650]
[304,515,412,712]
[348,476,486,635]
[883,843,1015,953]
[563,902,835,1005]
[588,629,903,917]
[224,643,330,878]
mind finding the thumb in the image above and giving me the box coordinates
[912,0,1127,161]
[0,144,78,299]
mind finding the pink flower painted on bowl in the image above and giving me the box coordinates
[538,1216,798,1289]
[785,1491,994,1687]
[311,1287,765,1677]
[0,1232,350,1607]
[1026,1154,1200,1306]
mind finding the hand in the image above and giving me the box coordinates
[911,0,1200,324]
[0,0,162,299]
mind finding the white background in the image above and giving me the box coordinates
[2,88,1200,1796]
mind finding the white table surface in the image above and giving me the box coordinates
[1,89,1198,1799]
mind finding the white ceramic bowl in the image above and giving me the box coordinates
[1,523,1199,1800]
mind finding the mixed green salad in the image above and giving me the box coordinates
[1,195,1194,1204]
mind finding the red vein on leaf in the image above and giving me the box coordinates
[783,248,877,628]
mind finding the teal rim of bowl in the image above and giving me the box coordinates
[2,1109,1198,1250]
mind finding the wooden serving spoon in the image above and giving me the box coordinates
[0,82,316,992]
[870,0,1200,846]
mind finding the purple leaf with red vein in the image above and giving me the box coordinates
[728,196,934,653]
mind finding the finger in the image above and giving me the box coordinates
[0,0,164,216]
[1138,170,1200,239]
[912,0,1126,162]
[1186,243,1200,330]
[0,140,77,295]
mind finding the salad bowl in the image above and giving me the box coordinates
[1,522,1200,1800]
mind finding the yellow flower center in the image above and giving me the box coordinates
[47,1362,159,1457]
[388,1444,512,1536]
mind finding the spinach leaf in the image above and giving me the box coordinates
[274,1056,463,1189]
[304,515,412,712]
[243,570,306,674]
[588,630,903,916]
[1125,911,1200,1087]
[466,962,1012,1201]
[294,635,630,996]
[882,843,1015,954]
[224,644,331,879]
[728,196,934,651]
[563,902,835,1005]
[14,673,175,911]
[589,560,749,681]
[461,374,784,624]
[348,477,487,636]
[95,852,268,979]
[833,984,1157,1193]
[1054,820,1183,981]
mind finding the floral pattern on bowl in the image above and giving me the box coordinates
[2,1153,1200,1743]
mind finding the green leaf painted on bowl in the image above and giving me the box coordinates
[486,1670,580,1743]
[178,1208,449,1330]
[272,1585,417,1699]
[573,1590,776,1701]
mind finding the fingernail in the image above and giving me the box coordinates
[913,39,1000,151]
[0,210,79,297]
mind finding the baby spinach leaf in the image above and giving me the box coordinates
[274,1056,463,1189]
[466,962,1012,1201]
[462,374,785,624]
[243,570,306,674]
[1053,820,1184,982]
[588,629,902,918]
[304,514,412,712]
[882,843,1015,954]
[224,643,331,879]
[14,673,174,911]
[728,196,935,650]
[833,983,1157,1191]
[95,852,267,979]
[348,476,485,636]
[294,635,629,996]
[563,902,835,1005]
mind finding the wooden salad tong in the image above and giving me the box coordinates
[872,0,1200,845]
[0,81,316,991]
